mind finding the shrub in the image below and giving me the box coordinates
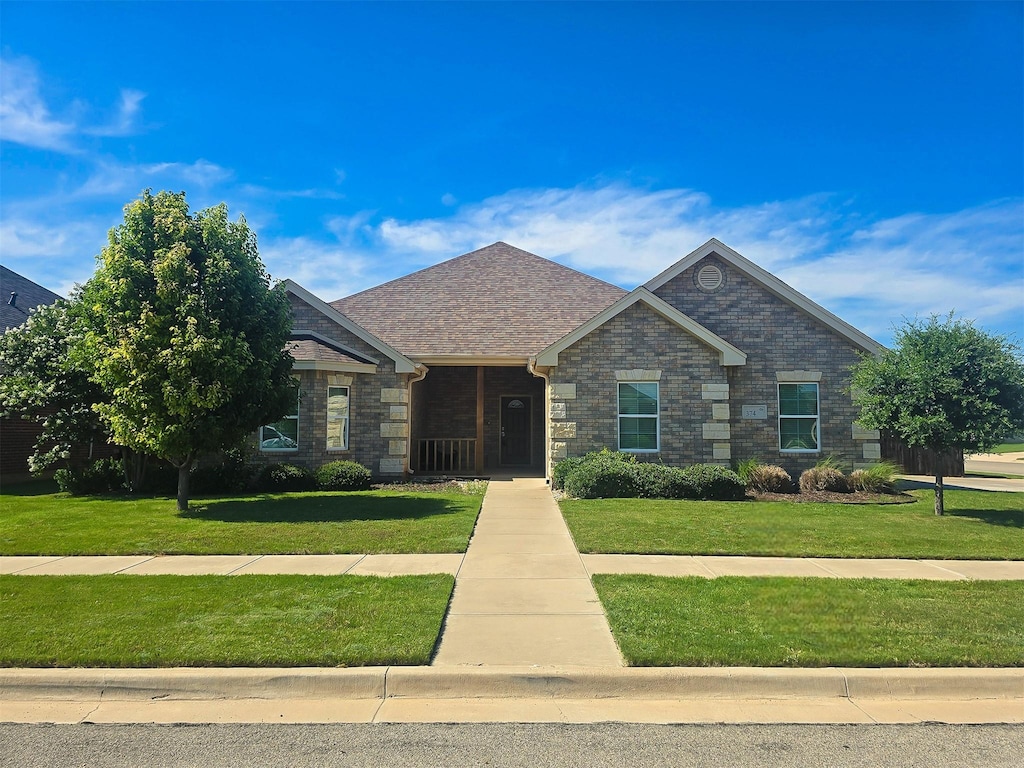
[631,463,695,499]
[562,451,638,499]
[316,460,372,491]
[54,457,126,495]
[256,462,316,492]
[679,464,747,500]
[746,463,795,494]
[799,466,851,493]
[849,461,900,494]
[551,455,587,491]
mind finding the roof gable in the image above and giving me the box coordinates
[645,238,884,355]
[284,280,418,373]
[535,287,747,367]
[330,242,626,360]
[0,265,62,332]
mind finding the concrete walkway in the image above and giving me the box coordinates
[433,477,623,667]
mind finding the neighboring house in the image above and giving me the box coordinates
[256,239,889,480]
[0,265,63,479]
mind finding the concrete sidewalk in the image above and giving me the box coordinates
[3,553,1021,580]
[433,476,623,666]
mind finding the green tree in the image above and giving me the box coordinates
[851,314,1024,515]
[80,190,294,510]
[0,298,110,473]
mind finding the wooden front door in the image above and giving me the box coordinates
[500,396,532,466]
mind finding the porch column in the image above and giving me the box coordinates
[475,366,485,474]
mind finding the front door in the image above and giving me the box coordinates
[500,396,532,466]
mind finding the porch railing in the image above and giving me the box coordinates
[414,438,477,474]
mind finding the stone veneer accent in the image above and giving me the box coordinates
[652,255,873,476]
[251,293,411,477]
[547,302,727,466]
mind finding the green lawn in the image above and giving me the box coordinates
[594,575,1024,667]
[0,574,454,667]
[988,443,1024,454]
[0,485,485,555]
[561,489,1023,560]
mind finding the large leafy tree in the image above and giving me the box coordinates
[851,314,1024,515]
[0,297,109,474]
[80,190,294,510]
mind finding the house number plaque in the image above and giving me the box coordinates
[742,405,768,419]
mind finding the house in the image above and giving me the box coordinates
[254,238,886,480]
[0,265,63,480]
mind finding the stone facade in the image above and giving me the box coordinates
[546,302,728,467]
[251,294,410,476]
[651,256,871,476]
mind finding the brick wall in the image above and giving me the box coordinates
[651,255,877,476]
[251,294,411,476]
[547,302,727,467]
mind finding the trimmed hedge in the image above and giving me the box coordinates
[316,460,372,491]
[556,451,745,501]
[54,457,125,495]
[679,464,747,500]
[255,463,317,492]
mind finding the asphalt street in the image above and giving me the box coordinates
[1,723,1022,768]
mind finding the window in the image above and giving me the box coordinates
[618,382,659,452]
[260,381,299,451]
[326,385,350,450]
[778,383,819,451]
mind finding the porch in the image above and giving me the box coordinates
[410,365,545,475]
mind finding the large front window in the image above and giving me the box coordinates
[618,382,659,452]
[326,385,350,450]
[778,383,819,451]
[260,381,299,451]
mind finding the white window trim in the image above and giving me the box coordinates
[326,384,351,452]
[617,381,660,453]
[778,382,820,453]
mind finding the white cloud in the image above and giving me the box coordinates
[0,57,77,151]
[441,193,457,206]
[84,89,146,137]
[0,57,146,152]
[310,183,1023,345]
[74,158,233,198]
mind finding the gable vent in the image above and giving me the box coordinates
[696,264,724,291]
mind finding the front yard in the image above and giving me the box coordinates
[0,573,454,667]
[0,483,485,555]
[561,489,1023,560]
[594,575,1024,667]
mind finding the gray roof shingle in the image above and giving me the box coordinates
[330,242,626,358]
[0,266,62,332]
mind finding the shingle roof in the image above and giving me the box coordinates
[330,242,626,358]
[0,265,62,332]
[285,334,374,366]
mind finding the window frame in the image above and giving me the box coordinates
[617,381,660,453]
[777,382,820,453]
[326,384,351,452]
[259,380,300,453]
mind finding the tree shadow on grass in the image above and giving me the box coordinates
[946,507,1024,528]
[0,479,60,497]
[180,494,464,523]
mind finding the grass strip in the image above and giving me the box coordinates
[594,575,1024,667]
[0,574,454,667]
[562,489,1023,560]
[0,487,484,556]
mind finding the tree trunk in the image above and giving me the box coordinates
[934,471,944,516]
[176,452,197,512]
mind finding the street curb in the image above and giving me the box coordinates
[2,667,1021,702]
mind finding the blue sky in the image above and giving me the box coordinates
[2,1,1022,346]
